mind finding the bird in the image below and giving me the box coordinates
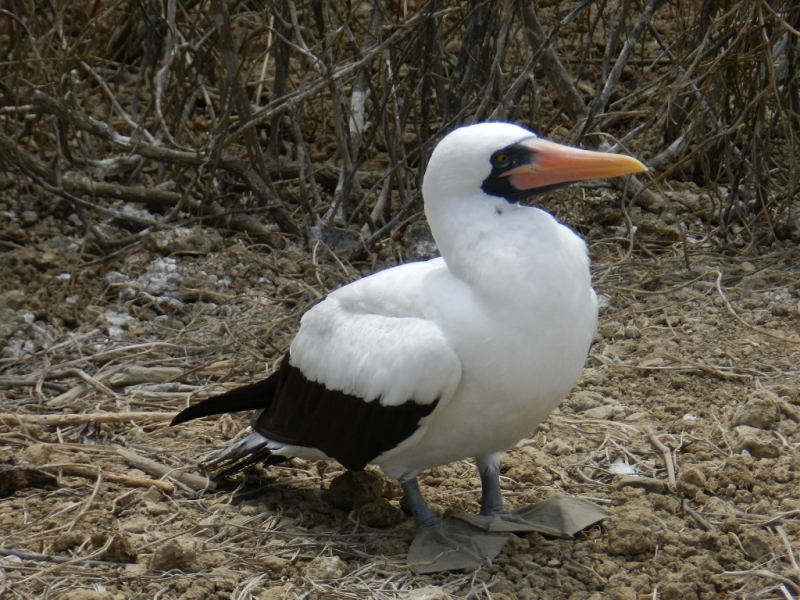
[172,122,647,572]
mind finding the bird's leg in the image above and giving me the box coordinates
[454,453,612,539]
[402,474,511,574]
[400,477,439,529]
[476,452,506,516]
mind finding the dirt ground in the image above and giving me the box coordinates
[1,177,799,600]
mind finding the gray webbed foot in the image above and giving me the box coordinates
[454,494,612,536]
[407,518,511,574]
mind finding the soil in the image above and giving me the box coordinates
[1,180,799,600]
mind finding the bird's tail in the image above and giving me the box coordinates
[170,372,279,426]
[171,371,284,478]
[202,431,287,479]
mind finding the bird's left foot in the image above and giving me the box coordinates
[453,494,611,537]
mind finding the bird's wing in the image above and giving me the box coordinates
[253,259,463,470]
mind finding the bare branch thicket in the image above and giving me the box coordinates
[0,0,797,257]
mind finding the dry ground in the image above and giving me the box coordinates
[1,177,799,600]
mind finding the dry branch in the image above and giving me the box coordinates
[517,0,589,122]
[40,464,175,495]
[116,447,216,492]
[1,0,796,248]
[0,412,175,428]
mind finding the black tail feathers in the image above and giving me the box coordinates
[171,372,279,426]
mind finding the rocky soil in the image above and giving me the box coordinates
[1,179,799,599]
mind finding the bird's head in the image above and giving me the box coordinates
[422,122,647,206]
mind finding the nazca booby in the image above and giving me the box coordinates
[172,122,647,572]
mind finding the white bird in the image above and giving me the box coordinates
[172,122,647,572]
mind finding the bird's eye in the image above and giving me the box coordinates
[492,152,511,168]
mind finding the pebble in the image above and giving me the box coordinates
[352,497,405,528]
[615,475,666,494]
[583,405,621,420]
[92,532,138,564]
[740,530,772,559]
[604,588,637,600]
[120,515,150,533]
[563,390,605,412]
[542,439,573,456]
[659,581,698,600]
[322,469,383,509]
[732,391,780,430]
[408,586,450,600]
[55,590,113,600]
[731,426,781,458]
[606,519,655,556]
[23,444,52,465]
[145,501,171,516]
[263,555,291,574]
[147,537,202,573]
[259,584,291,600]
[145,227,221,255]
[303,555,347,581]
[677,465,706,499]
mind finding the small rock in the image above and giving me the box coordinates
[23,443,53,465]
[145,227,221,255]
[0,290,27,310]
[624,411,649,422]
[677,466,706,499]
[659,581,698,600]
[657,314,682,327]
[622,325,641,339]
[145,501,171,516]
[366,537,408,556]
[563,391,605,412]
[501,535,530,555]
[722,455,756,489]
[353,498,405,528]
[542,439,573,456]
[614,476,666,494]
[740,530,772,560]
[147,538,202,573]
[54,590,113,600]
[52,532,85,553]
[639,357,665,368]
[731,426,781,458]
[91,532,138,564]
[120,515,150,533]
[141,486,163,504]
[259,584,291,600]
[583,405,621,420]
[303,555,347,581]
[263,555,291,574]
[322,470,383,510]
[733,391,780,430]
[20,210,39,227]
[606,519,655,556]
[604,587,637,600]
[407,586,450,600]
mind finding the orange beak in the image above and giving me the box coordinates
[506,138,647,191]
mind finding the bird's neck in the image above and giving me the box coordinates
[426,194,525,278]
[426,193,591,298]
